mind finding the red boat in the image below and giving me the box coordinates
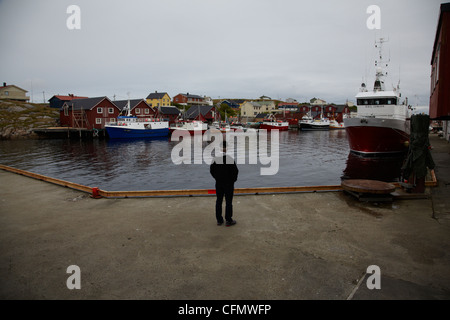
[345,118,410,154]
[259,116,289,131]
[344,38,410,156]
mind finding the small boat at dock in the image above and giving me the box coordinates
[170,120,208,135]
[259,115,289,131]
[299,115,330,131]
[105,100,169,139]
[329,119,345,129]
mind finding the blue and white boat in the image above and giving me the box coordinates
[105,100,169,139]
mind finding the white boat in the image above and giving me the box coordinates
[105,100,169,139]
[208,121,220,130]
[329,119,345,129]
[170,120,208,135]
[299,111,330,131]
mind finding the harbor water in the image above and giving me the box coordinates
[0,130,405,191]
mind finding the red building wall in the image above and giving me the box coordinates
[86,99,121,130]
[430,4,450,120]
[131,101,156,117]
[60,99,121,130]
[173,94,188,104]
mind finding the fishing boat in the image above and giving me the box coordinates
[230,123,246,131]
[299,111,330,131]
[170,120,208,135]
[105,100,169,139]
[259,115,289,131]
[219,123,231,133]
[344,38,411,156]
[329,119,345,129]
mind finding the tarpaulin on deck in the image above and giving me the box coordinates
[402,114,435,180]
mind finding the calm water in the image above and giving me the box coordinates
[0,130,404,191]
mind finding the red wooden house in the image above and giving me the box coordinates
[323,105,350,122]
[60,96,121,130]
[173,93,206,105]
[113,99,156,117]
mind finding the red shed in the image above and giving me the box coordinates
[60,96,121,130]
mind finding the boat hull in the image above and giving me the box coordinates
[106,126,169,139]
[344,117,410,155]
[170,128,207,135]
[259,123,289,131]
[299,123,330,131]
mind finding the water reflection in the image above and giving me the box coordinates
[342,152,406,182]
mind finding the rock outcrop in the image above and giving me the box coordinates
[0,100,59,139]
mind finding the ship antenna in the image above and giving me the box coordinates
[373,37,388,91]
[126,92,131,116]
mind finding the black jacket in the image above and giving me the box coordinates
[210,155,239,184]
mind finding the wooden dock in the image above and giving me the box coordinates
[0,164,438,199]
[33,127,106,139]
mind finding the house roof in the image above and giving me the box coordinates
[278,102,299,107]
[221,100,240,107]
[62,96,114,110]
[431,3,450,64]
[113,99,150,111]
[335,105,349,113]
[0,84,28,93]
[176,93,204,99]
[49,95,88,102]
[254,113,267,118]
[246,101,262,107]
[159,106,181,115]
[185,105,214,119]
[146,92,169,99]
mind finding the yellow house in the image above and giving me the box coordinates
[146,91,171,107]
[0,82,30,101]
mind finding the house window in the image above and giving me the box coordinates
[108,108,114,114]
[136,108,141,114]
[96,118,102,124]
[109,118,116,124]
[64,106,69,116]
[97,107,103,114]
[144,108,149,114]
[4,91,9,96]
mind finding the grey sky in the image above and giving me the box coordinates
[0,0,442,108]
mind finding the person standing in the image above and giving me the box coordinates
[210,142,238,226]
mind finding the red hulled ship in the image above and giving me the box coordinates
[344,38,411,156]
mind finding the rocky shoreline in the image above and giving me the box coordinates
[0,100,59,139]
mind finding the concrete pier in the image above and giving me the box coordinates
[0,134,449,300]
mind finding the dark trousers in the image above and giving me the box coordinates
[215,182,234,223]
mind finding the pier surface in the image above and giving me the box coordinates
[0,134,449,300]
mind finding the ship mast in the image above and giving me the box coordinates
[373,38,390,92]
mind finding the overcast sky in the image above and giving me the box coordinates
[0,0,443,108]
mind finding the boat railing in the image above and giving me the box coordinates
[107,117,168,126]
